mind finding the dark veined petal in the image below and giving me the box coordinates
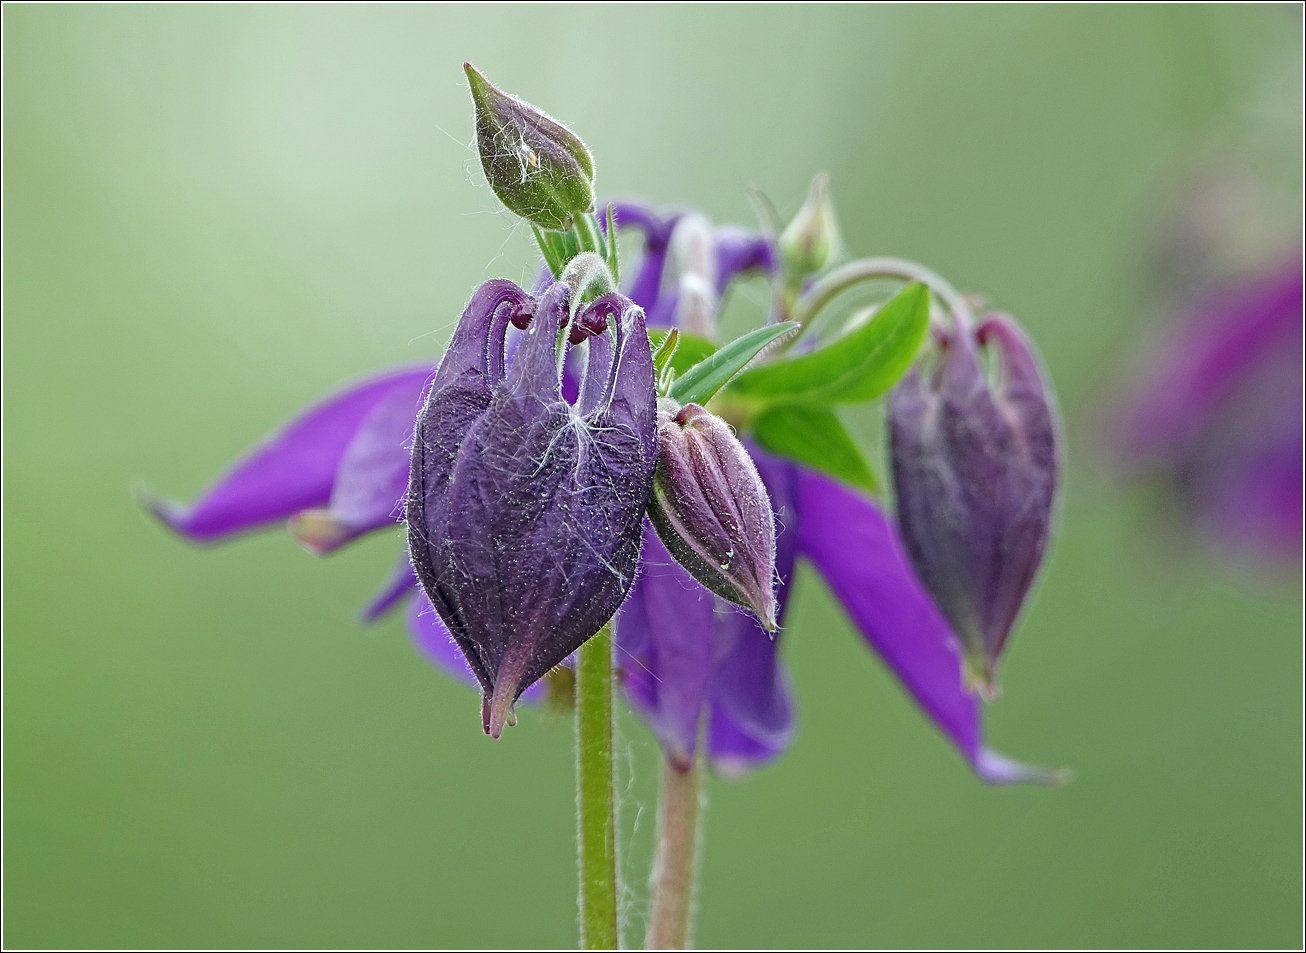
[144,366,435,543]
[795,470,1063,785]
[406,591,547,703]
[408,280,658,737]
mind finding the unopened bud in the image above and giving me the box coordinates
[464,63,596,231]
[647,402,778,629]
[888,314,1059,698]
[778,172,838,278]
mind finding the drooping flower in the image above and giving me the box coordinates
[887,313,1060,699]
[406,278,657,736]
[1113,256,1303,563]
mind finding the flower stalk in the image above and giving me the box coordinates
[646,753,704,950]
[576,626,620,950]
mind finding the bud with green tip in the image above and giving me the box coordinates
[778,172,839,279]
[647,401,779,630]
[464,63,596,231]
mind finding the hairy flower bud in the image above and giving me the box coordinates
[888,314,1059,699]
[778,172,839,278]
[647,401,779,630]
[407,279,656,737]
[464,62,596,231]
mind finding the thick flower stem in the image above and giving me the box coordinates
[646,754,703,950]
[576,627,619,950]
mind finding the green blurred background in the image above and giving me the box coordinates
[4,4,1301,948]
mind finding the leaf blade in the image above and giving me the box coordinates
[750,403,880,493]
[669,322,798,406]
[727,282,930,404]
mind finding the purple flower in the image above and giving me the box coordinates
[1114,256,1303,563]
[406,278,657,736]
[887,313,1060,699]
[145,201,1057,783]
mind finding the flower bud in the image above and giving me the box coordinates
[887,314,1059,699]
[464,63,596,231]
[647,402,779,630]
[407,279,657,737]
[777,172,839,278]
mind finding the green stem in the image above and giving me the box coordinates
[576,627,619,950]
[646,754,703,950]
[788,256,976,340]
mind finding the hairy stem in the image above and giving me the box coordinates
[646,754,703,950]
[576,627,619,950]
[789,256,976,339]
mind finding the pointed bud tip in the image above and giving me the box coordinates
[962,651,1001,702]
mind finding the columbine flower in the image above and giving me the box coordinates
[1114,256,1303,563]
[144,200,1055,783]
[406,278,657,736]
[888,313,1060,699]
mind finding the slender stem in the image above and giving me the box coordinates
[646,755,703,950]
[789,256,976,339]
[576,627,619,950]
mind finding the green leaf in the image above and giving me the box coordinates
[727,282,930,404]
[669,322,798,406]
[750,404,879,493]
[649,329,718,377]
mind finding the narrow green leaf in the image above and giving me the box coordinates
[532,225,565,278]
[750,404,880,493]
[604,204,620,286]
[649,329,718,377]
[669,322,797,406]
[727,282,930,404]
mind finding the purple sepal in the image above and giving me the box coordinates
[618,445,798,773]
[714,225,779,296]
[145,366,434,544]
[1115,258,1303,562]
[360,551,420,624]
[407,280,657,736]
[796,470,1062,785]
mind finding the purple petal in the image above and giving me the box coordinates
[360,551,419,623]
[714,225,778,296]
[146,366,435,543]
[795,469,1061,784]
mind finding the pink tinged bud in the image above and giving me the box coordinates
[887,314,1059,699]
[647,403,779,630]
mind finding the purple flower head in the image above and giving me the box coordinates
[406,278,657,737]
[1114,257,1303,563]
[618,447,797,773]
[648,402,778,630]
[464,63,595,231]
[888,313,1059,699]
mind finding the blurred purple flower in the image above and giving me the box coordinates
[1114,255,1303,563]
[145,202,1057,782]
